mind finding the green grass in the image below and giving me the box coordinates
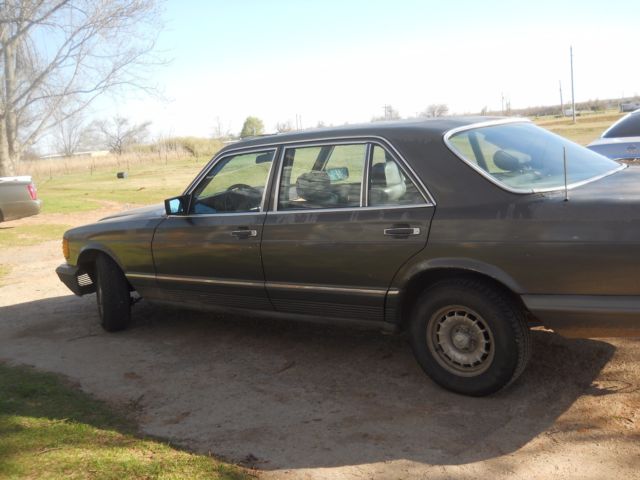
[37,156,208,214]
[0,363,249,480]
[534,111,625,145]
[0,224,70,248]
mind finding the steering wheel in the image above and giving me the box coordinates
[226,183,260,195]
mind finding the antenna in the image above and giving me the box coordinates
[563,146,569,201]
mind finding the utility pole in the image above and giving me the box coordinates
[559,80,564,117]
[382,104,390,120]
[570,46,576,124]
[501,92,505,115]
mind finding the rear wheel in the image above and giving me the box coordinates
[95,254,131,332]
[409,278,531,396]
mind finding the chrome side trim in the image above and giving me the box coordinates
[125,273,155,280]
[126,272,394,297]
[266,281,387,296]
[589,135,640,146]
[134,272,265,288]
[265,203,432,215]
[443,118,627,194]
[166,211,265,219]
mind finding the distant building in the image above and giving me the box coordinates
[40,150,110,160]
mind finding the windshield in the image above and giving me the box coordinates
[447,122,622,192]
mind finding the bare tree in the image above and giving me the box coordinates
[0,0,162,176]
[212,116,232,140]
[97,116,150,155]
[54,113,96,157]
[421,104,449,118]
[275,120,293,133]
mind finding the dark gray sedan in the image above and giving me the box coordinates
[56,117,639,396]
[588,109,640,160]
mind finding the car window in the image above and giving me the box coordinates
[368,145,426,206]
[190,150,274,214]
[278,144,366,210]
[448,122,621,192]
[602,112,640,138]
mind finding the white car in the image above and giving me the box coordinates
[0,176,42,222]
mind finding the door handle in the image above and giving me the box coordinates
[384,227,421,236]
[231,229,257,239]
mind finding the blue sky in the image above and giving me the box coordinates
[97,0,640,137]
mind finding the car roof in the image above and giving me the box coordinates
[601,109,640,139]
[221,116,512,152]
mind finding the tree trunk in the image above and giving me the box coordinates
[0,122,16,177]
[1,23,17,177]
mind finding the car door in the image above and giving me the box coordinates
[261,140,435,322]
[150,148,277,311]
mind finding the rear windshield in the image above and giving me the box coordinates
[602,112,640,138]
[447,122,622,192]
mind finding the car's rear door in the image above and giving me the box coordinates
[260,140,435,322]
[149,148,277,311]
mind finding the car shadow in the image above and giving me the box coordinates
[0,295,618,470]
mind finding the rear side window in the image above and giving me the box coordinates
[368,145,426,207]
[603,112,640,138]
[277,144,366,210]
[447,122,621,192]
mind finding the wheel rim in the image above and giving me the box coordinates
[426,305,495,377]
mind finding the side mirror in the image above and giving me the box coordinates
[326,167,349,181]
[164,195,190,216]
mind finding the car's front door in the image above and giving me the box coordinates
[150,148,277,312]
[261,141,435,322]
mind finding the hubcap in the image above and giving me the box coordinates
[426,306,494,376]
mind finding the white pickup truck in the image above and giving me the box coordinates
[0,176,41,222]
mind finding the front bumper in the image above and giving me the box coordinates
[56,263,95,296]
[523,294,640,338]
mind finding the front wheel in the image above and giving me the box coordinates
[409,279,531,396]
[95,254,131,332]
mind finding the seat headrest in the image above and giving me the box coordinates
[372,161,403,186]
[493,150,524,172]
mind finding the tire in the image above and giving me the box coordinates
[95,254,131,332]
[409,278,531,396]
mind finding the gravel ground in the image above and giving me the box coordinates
[1,211,639,479]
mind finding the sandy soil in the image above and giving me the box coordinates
[0,210,639,479]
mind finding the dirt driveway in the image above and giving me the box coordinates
[1,210,639,479]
